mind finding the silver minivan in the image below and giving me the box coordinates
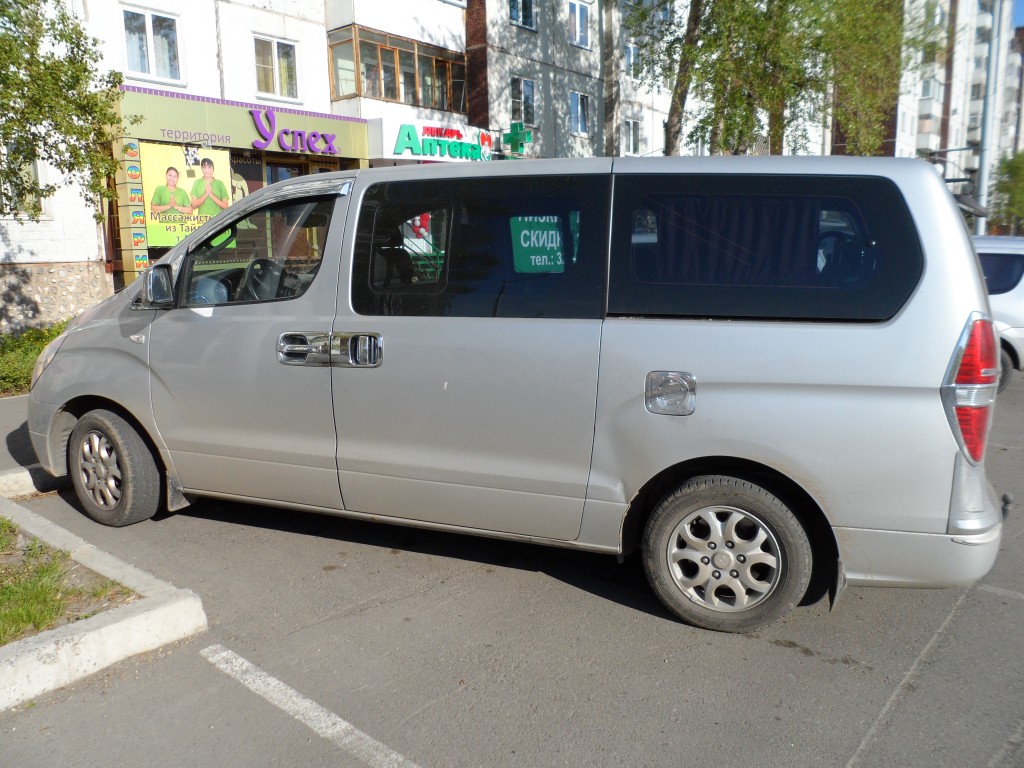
[29,157,1004,632]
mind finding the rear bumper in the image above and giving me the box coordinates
[836,524,1001,588]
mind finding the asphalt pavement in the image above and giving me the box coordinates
[1,384,1022,766]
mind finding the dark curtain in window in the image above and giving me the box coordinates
[646,195,821,287]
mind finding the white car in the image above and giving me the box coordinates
[974,235,1024,392]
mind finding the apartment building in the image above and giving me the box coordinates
[3,0,1022,331]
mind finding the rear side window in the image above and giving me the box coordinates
[609,175,924,321]
[352,175,609,318]
[978,252,1024,295]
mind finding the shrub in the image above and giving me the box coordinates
[0,321,68,396]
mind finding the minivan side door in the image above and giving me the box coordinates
[330,171,610,540]
[149,186,350,509]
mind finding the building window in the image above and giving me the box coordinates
[625,42,639,80]
[624,119,640,155]
[511,0,535,28]
[329,26,467,113]
[0,149,41,217]
[123,9,180,81]
[570,91,589,135]
[255,37,297,98]
[511,77,536,125]
[569,1,589,48]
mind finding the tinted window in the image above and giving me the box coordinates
[352,176,609,318]
[978,252,1024,295]
[609,175,924,321]
[182,197,333,306]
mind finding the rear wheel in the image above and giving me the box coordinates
[642,475,812,632]
[998,348,1014,394]
[69,409,161,527]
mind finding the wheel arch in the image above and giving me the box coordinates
[51,396,165,482]
[1002,337,1021,372]
[620,456,839,605]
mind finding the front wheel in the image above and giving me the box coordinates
[69,409,161,527]
[642,475,812,632]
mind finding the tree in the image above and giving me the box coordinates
[0,0,127,220]
[623,0,922,156]
[991,153,1024,235]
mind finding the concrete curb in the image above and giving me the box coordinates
[0,495,208,710]
[0,465,67,498]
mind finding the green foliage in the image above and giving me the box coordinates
[0,0,128,220]
[623,0,928,156]
[991,153,1024,234]
[0,320,67,395]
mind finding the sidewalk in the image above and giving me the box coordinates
[0,394,63,497]
[0,394,208,710]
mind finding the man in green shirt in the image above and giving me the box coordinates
[150,167,192,220]
[190,158,230,218]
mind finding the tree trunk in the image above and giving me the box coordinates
[664,0,705,155]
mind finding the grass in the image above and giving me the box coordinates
[0,321,68,396]
[0,516,135,646]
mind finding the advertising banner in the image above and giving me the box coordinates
[140,143,232,247]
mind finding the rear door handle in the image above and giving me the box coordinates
[332,332,383,368]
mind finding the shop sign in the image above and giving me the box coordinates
[250,108,339,155]
[393,124,493,161]
[510,216,565,274]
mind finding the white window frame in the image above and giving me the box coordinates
[511,76,536,126]
[623,118,641,155]
[121,6,183,84]
[0,149,44,219]
[568,1,590,49]
[255,36,299,101]
[511,0,536,29]
[625,41,640,80]
[569,91,589,135]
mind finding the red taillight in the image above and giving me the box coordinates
[945,317,998,464]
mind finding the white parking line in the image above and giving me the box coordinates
[844,589,970,768]
[201,644,423,768]
[978,584,1024,602]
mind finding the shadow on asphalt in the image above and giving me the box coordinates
[147,495,676,623]
[4,420,37,467]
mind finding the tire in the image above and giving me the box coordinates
[998,348,1013,394]
[642,475,812,633]
[68,409,161,527]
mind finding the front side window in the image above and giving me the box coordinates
[570,92,589,135]
[623,119,640,155]
[182,197,333,306]
[352,176,609,319]
[255,37,298,98]
[569,1,590,47]
[511,77,536,125]
[511,0,536,27]
[123,9,180,81]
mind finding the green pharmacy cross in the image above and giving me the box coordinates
[503,122,533,158]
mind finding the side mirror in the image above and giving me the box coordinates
[139,264,175,309]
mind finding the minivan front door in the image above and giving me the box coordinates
[331,171,611,540]
[149,190,348,510]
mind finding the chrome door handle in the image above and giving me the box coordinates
[332,332,382,368]
[277,332,331,366]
